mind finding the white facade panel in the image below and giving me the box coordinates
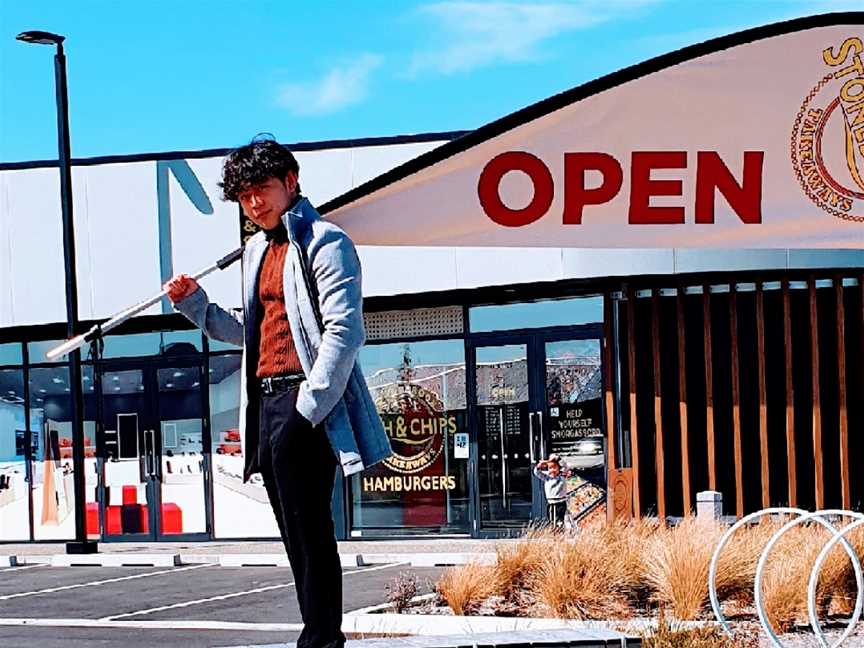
[672,249,789,274]
[787,249,864,269]
[0,168,66,326]
[169,157,242,312]
[357,246,458,297]
[294,149,354,207]
[73,162,162,320]
[455,247,563,290]
[350,142,444,187]
[562,249,676,279]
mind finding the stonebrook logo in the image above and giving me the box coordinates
[791,37,864,223]
[373,382,457,480]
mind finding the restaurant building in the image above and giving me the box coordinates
[1,13,862,543]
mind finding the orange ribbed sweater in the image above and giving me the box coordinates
[256,238,303,378]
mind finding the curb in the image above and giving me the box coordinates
[3,552,495,568]
[340,613,635,638]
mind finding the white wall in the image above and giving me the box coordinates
[2,138,863,328]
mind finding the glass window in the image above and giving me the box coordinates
[352,339,469,533]
[469,296,603,333]
[209,338,242,352]
[102,330,202,359]
[0,343,22,366]
[0,368,30,540]
[29,365,98,540]
[209,353,279,539]
[28,340,66,364]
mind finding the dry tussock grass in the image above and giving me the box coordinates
[642,517,724,620]
[527,525,631,620]
[604,517,660,605]
[715,518,784,606]
[435,561,496,615]
[432,513,864,627]
[827,523,864,617]
[759,522,859,634]
[492,525,553,604]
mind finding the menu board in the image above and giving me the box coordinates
[483,407,502,438]
[503,404,522,436]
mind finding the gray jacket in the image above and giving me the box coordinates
[174,196,392,482]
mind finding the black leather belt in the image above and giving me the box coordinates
[259,373,304,395]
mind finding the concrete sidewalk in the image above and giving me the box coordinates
[0,537,510,567]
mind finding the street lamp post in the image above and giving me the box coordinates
[17,31,97,554]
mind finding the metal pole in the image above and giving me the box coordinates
[54,42,96,554]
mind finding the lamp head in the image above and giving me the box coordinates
[16,31,65,46]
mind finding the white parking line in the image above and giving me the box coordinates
[0,564,48,573]
[102,562,407,621]
[0,564,211,601]
[0,618,303,632]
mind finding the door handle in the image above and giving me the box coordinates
[537,410,546,459]
[528,412,536,465]
[498,409,507,508]
[145,429,156,477]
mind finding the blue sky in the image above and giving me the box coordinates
[0,0,857,163]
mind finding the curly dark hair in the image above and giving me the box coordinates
[219,134,301,202]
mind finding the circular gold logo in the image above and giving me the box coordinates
[791,40,864,223]
[375,382,454,475]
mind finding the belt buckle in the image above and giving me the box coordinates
[262,377,273,394]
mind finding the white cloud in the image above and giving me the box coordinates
[408,1,657,76]
[276,54,383,116]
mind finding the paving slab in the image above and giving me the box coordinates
[219,627,640,648]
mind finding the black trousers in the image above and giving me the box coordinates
[547,500,567,527]
[258,387,345,648]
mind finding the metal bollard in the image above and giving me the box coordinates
[696,490,723,520]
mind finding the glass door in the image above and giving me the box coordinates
[541,334,607,524]
[472,341,542,531]
[153,362,208,538]
[99,367,153,539]
[97,360,209,540]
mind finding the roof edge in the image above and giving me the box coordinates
[0,130,469,172]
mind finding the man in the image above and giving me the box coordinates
[165,136,391,648]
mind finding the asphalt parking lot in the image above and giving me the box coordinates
[0,562,443,648]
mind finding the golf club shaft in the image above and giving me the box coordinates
[46,247,243,360]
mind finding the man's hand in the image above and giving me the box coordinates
[164,274,199,304]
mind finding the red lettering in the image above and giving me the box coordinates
[695,151,763,224]
[478,152,553,227]
[629,152,687,224]
[562,153,623,224]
